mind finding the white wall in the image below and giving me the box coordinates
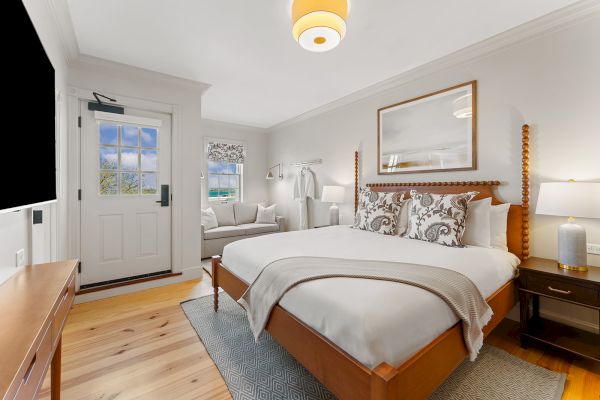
[0,1,69,270]
[200,119,269,207]
[268,14,600,330]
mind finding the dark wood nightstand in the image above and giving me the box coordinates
[518,257,600,362]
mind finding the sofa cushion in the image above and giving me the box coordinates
[234,203,258,225]
[211,204,235,226]
[238,223,279,235]
[204,226,246,240]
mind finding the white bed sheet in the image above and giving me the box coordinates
[221,225,519,369]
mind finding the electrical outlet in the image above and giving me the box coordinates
[587,243,600,255]
[16,249,25,267]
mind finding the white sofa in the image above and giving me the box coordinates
[201,202,285,258]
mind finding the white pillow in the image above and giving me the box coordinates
[397,199,412,236]
[490,203,511,251]
[201,208,218,230]
[256,204,276,224]
[463,198,492,248]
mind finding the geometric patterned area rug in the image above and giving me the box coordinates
[182,294,566,400]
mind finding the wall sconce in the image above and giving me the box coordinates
[266,163,283,180]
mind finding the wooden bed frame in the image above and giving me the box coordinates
[212,125,531,400]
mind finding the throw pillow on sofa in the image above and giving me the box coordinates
[211,203,236,226]
[256,204,276,224]
[234,203,258,225]
[201,208,218,230]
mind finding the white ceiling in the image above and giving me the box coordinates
[66,0,579,128]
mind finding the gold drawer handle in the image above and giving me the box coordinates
[548,286,571,295]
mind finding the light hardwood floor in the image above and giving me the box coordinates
[41,274,599,400]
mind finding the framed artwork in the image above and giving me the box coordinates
[378,81,477,174]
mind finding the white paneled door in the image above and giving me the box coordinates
[80,103,172,286]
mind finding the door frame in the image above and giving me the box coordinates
[67,86,184,290]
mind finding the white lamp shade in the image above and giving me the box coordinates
[536,182,600,219]
[321,186,345,203]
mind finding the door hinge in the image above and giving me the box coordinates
[78,116,81,128]
[78,189,81,201]
[78,262,82,274]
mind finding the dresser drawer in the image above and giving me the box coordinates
[52,273,75,345]
[13,324,52,400]
[521,272,599,307]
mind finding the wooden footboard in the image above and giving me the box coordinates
[211,256,517,400]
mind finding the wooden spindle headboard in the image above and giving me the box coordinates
[354,124,531,260]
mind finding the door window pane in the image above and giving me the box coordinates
[120,173,139,195]
[120,148,139,171]
[141,173,158,194]
[141,149,158,171]
[99,172,118,195]
[99,123,118,145]
[99,147,118,170]
[98,121,160,196]
[121,125,139,146]
[141,127,158,148]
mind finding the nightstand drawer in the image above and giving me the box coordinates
[522,272,598,306]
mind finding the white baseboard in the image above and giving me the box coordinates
[538,309,599,334]
[74,266,204,304]
[504,303,599,334]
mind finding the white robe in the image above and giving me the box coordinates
[293,169,315,230]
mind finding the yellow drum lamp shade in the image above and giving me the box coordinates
[292,0,348,52]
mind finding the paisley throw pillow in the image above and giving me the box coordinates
[405,190,478,247]
[353,188,404,235]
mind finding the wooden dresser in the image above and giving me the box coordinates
[0,260,78,400]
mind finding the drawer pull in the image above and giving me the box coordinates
[23,354,36,384]
[548,286,572,295]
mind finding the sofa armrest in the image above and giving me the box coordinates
[275,216,286,232]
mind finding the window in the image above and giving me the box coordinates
[207,160,242,203]
[99,122,159,196]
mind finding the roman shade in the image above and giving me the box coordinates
[208,142,245,163]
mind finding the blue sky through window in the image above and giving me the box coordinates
[141,128,158,148]
[99,147,118,169]
[99,123,118,145]
[122,125,139,146]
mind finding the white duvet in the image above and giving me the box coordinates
[221,225,519,369]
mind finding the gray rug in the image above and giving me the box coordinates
[182,294,565,400]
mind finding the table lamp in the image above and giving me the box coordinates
[535,181,600,271]
[321,186,345,225]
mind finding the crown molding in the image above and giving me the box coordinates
[47,0,211,93]
[269,0,600,131]
[47,0,80,64]
[201,118,269,133]
[71,55,212,93]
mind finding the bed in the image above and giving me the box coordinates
[211,125,531,400]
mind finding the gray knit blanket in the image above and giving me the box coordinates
[238,257,493,362]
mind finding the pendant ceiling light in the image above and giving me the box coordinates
[292,0,348,52]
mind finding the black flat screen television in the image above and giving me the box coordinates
[2,1,57,213]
